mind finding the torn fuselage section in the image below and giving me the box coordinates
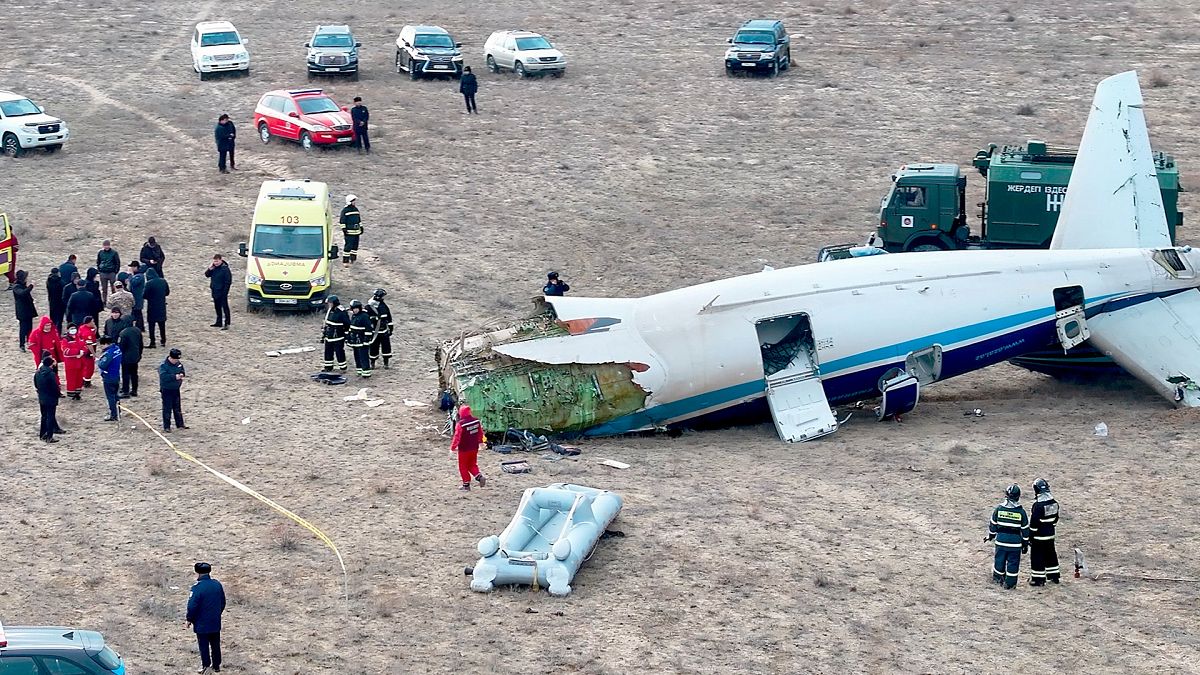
[436,309,650,435]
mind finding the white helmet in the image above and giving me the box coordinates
[345,194,357,205]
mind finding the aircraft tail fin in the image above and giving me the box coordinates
[1049,71,1171,250]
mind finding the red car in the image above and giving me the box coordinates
[253,88,354,150]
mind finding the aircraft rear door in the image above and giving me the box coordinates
[756,314,837,443]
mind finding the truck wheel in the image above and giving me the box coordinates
[350,70,360,82]
[395,51,403,74]
[44,144,61,154]
[199,70,209,81]
[306,71,315,81]
[258,122,271,144]
[908,240,947,252]
[780,49,790,71]
[486,55,499,73]
[514,61,527,78]
[2,133,23,158]
[409,61,421,80]
[768,61,779,77]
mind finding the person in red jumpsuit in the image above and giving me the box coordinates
[450,405,488,491]
[28,316,62,370]
[78,316,98,387]
[61,327,86,399]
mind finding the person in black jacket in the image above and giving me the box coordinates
[61,271,80,312]
[158,347,187,431]
[321,295,349,372]
[12,270,37,351]
[102,306,131,340]
[187,562,226,673]
[95,241,121,303]
[66,279,93,329]
[339,195,362,266]
[139,236,166,278]
[57,254,78,287]
[214,114,236,173]
[350,97,369,152]
[543,271,569,296]
[84,267,103,325]
[368,288,393,370]
[204,254,232,329]
[346,299,375,377]
[459,66,478,114]
[143,267,169,348]
[117,322,143,398]
[34,355,62,442]
[46,267,66,333]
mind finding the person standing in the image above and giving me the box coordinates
[346,299,374,378]
[1028,478,1061,586]
[459,65,478,114]
[96,335,122,422]
[350,96,370,152]
[78,316,98,388]
[12,270,36,351]
[65,279,92,333]
[158,347,188,432]
[127,261,146,330]
[84,267,103,325]
[450,405,487,491]
[986,483,1030,590]
[102,306,131,340]
[204,254,232,329]
[143,267,170,348]
[117,322,143,398]
[34,355,62,443]
[368,288,393,370]
[214,114,237,173]
[28,315,63,372]
[107,279,134,318]
[542,271,569,296]
[320,295,349,372]
[339,195,362,266]
[186,561,226,674]
[47,267,66,333]
[96,241,121,304]
[140,236,166,278]
[61,326,86,400]
[57,254,78,287]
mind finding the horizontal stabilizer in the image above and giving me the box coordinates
[1050,71,1171,250]
[1087,290,1200,406]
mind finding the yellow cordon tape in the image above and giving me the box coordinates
[120,404,348,597]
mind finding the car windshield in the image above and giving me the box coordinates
[734,30,775,45]
[0,98,41,117]
[414,33,454,48]
[201,31,241,47]
[297,97,340,114]
[90,646,123,670]
[253,225,325,258]
[516,36,552,50]
[313,34,353,48]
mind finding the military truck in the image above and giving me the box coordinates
[875,140,1183,252]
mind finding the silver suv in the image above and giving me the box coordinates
[306,25,361,80]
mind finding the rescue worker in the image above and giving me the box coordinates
[61,326,86,400]
[1028,478,1061,586]
[320,295,350,372]
[368,288,393,370]
[449,405,487,491]
[350,96,370,152]
[28,316,63,374]
[347,299,375,378]
[339,195,362,266]
[986,483,1030,589]
[78,316,98,387]
[543,271,569,296]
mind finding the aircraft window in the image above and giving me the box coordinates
[893,186,925,208]
[1020,171,1042,180]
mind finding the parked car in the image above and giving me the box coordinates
[394,25,463,79]
[191,20,250,80]
[0,90,69,157]
[0,620,126,673]
[306,25,361,80]
[724,19,791,76]
[484,30,566,78]
[253,89,354,151]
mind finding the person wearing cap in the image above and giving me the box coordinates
[449,405,487,491]
[60,325,86,400]
[186,561,226,673]
[96,334,123,422]
[95,240,121,304]
[346,299,375,377]
[543,271,570,297]
[214,113,237,174]
[34,354,63,443]
[102,306,131,340]
[204,253,232,330]
[107,277,134,318]
[350,96,369,152]
[321,295,350,372]
[368,288,393,370]
[339,195,363,266]
[158,347,188,432]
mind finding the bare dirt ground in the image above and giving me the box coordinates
[3,0,1200,672]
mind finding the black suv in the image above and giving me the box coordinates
[724,20,791,76]
[0,623,125,673]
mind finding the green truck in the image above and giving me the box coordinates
[875,140,1183,252]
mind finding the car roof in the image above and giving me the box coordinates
[0,90,27,103]
[314,24,352,34]
[196,21,237,32]
[492,30,543,38]
[263,88,331,100]
[256,179,330,202]
[1,626,103,651]
[407,25,449,34]
[740,19,783,30]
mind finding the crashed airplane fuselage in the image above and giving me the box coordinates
[437,71,1200,441]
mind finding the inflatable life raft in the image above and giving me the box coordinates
[467,483,623,596]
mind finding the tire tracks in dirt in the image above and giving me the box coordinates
[115,0,221,88]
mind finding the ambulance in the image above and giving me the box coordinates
[0,212,17,287]
[239,179,338,310]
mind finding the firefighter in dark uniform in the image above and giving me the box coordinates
[986,483,1029,589]
[347,299,375,378]
[339,195,362,266]
[368,288,393,370]
[321,295,350,372]
[1028,478,1061,586]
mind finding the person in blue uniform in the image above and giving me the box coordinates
[986,483,1029,589]
[542,271,569,296]
[186,561,226,673]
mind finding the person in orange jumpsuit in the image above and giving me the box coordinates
[61,326,86,399]
[78,316,98,387]
[449,405,488,491]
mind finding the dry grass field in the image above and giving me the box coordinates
[3,0,1200,672]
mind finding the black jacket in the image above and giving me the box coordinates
[103,315,132,340]
[339,205,362,235]
[139,242,166,273]
[118,324,143,364]
[96,248,121,274]
[214,120,236,150]
[46,273,65,312]
[66,287,94,324]
[460,72,478,95]
[158,357,185,391]
[350,104,369,129]
[13,282,36,320]
[205,260,232,297]
[347,309,375,347]
[143,269,169,322]
[186,574,226,634]
[322,306,350,341]
[57,260,77,285]
[543,280,569,296]
[61,279,79,307]
[34,363,60,405]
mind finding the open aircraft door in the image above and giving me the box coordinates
[756,314,838,442]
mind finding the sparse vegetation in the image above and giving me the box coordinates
[138,596,177,620]
[1149,71,1170,88]
[1017,103,1036,116]
[147,457,168,477]
[272,523,300,551]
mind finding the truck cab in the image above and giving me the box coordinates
[238,180,338,311]
[877,164,967,251]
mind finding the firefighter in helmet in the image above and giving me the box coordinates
[347,299,375,378]
[368,288,393,370]
[1028,478,1061,585]
[986,483,1029,589]
[321,295,349,372]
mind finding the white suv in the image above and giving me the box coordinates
[0,91,69,157]
[484,30,566,78]
[191,21,250,80]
